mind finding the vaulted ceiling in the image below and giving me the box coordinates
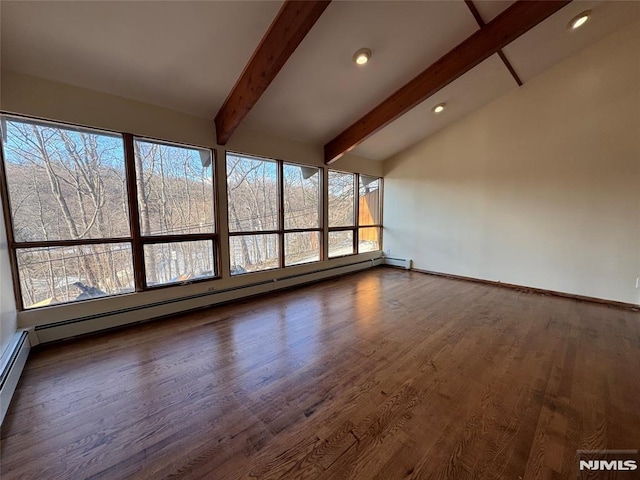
[2,1,638,162]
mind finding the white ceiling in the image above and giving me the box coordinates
[503,0,640,83]
[353,0,640,160]
[354,54,518,160]
[1,1,638,162]
[474,0,517,23]
[242,0,480,144]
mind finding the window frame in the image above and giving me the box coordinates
[129,135,220,289]
[357,173,383,254]
[281,160,323,267]
[226,152,324,275]
[0,113,220,310]
[328,169,383,258]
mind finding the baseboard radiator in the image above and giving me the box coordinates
[383,256,412,270]
[0,331,30,424]
[34,257,383,344]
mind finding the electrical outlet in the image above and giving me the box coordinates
[636,277,640,289]
[385,249,391,256]
[207,286,215,293]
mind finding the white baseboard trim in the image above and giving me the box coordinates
[383,256,412,270]
[34,257,383,344]
[0,330,31,424]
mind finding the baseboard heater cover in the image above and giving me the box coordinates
[0,331,30,424]
[34,257,382,344]
[383,256,412,270]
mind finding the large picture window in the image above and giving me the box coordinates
[0,115,218,309]
[226,153,321,274]
[328,170,382,257]
[358,175,382,253]
[1,116,133,308]
[0,114,381,311]
[283,162,320,266]
[133,138,217,286]
[328,170,356,257]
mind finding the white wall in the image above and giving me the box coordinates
[0,72,383,333]
[383,20,640,305]
[0,193,18,357]
[0,71,381,176]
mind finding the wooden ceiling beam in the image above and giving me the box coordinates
[464,0,523,86]
[215,0,331,145]
[324,0,570,164]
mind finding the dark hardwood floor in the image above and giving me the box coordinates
[1,267,639,479]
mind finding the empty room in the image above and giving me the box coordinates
[0,0,639,478]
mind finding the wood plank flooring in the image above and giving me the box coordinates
[1,268,639,479]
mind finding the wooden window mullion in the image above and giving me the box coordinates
[354,173,360,254]
[123,133,146,291]
[277,161,285,269]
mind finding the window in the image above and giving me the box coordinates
[328,230,353,258]
[0,116,133,308]
[328,171,355,228]
[143,241,214,285]
[133,138,217,286]
[15,244,135,307]
[226,153,321,274]
[229,234,279,274]
[134,140,214,236]
[358,175,382,253]
[0,114,381,311]
[282,162,320,266]
[226,154,278,235]
[328,170,382,257]
[226,154,279,274]
[0,115,218,309]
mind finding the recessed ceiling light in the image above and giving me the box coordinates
[568,10,591,30]
[432,103,446,114]
[353,48,371,65]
